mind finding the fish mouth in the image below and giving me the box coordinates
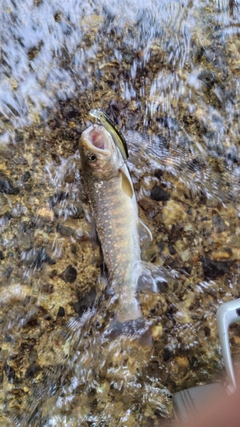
[81,125,111,156]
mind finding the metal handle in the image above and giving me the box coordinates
[217,298,240,394]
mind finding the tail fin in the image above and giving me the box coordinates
[104,316,152,347]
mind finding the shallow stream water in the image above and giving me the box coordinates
[0,0,240,426]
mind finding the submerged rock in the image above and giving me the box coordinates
[73,288,96,315]
[61,265,77,283]
[0,176,19,195]
[201,257,231,279]
[150,185,170,201]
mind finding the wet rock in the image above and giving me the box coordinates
[34,230,51,245]
[80,14,104,34]
[212,113,223,127]
[61,265,77,283]
[206,197,220,208]
[201,257,231,279]
[150,185,170,201]
[37,207,54,222]
[73,288,96,315]
[4,362,15,382]
[198,70,217,88]
[140,291,168,317]
[32,248,56,269]
[40,283,54,294]
[212,214,226,232]
[174,307,193,324]
[226,146,239,165]
[180,249,191,262]
[14,130,24,142]
[49,269,58,279]
[22,248,55,269]
[21,171,31,182]
[186,158,203,172]
[211,248,232,260]
[231,335,240,345]
[204,326,211,337]
[57,224,75,237]
[48,191,68,208]
[232,248,240,261]
[57,306,65,317]
[158,241,165,252]
[1,211,13,221]
[138,198,160,219]
[54,203,84,219]
[169,224,185,244]
[25,363,41,379]
[174,355,189,369]
[182,265,192,275]
[161,200,187,229]
[13,155,28,165]
[169,245,177,255]
[154,169,164,179]
[61,105,79,120]
[20,221,34,233]
[142,360,168,385]
[157,116,180,131]
[3,266,13,278]
[7,251,14,258]
[152,323,163,340]
[153,134,169,150]
[64,171,76,184]
[156,278,168,293]
[0,176,20,195]
[163,347,173,361]
[70,243,78,254]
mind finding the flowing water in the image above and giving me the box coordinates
[0,0,240,425]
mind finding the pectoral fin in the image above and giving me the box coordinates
[119,167,133,198]
[138,219,153,244]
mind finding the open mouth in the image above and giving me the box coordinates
[81,125,111,157]
[89,127,106,150]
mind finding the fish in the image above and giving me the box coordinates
[79,124,148,323]
[89,108,129,162]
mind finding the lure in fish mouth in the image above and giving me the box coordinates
[89,108,129,161]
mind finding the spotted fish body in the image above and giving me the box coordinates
[79,124,142,322]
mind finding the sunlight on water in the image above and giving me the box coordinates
[0,0,194,130]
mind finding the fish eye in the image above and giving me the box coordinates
[88,153,97,162]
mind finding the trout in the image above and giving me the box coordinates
[79,124,143,323]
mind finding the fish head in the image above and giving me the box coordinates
[79,125,120,179]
